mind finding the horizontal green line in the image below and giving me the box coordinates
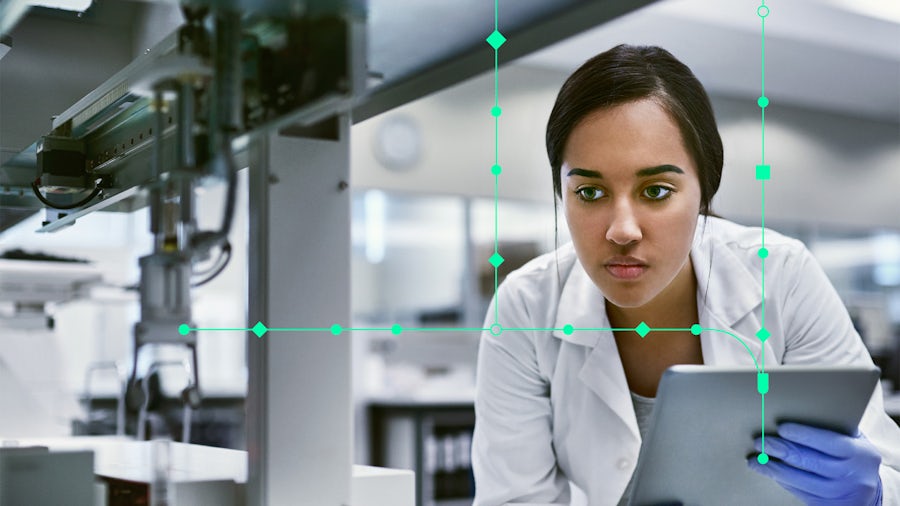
[267,328,332,332]
[191,327,250,332]
[568,327,635,332]
[400,327,490,332]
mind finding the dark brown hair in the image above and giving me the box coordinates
[546,44,723,215]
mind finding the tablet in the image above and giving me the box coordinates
[628,365,880,506]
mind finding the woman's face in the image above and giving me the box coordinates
[560,99,702,309]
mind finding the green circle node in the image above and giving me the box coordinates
[391,324,403,335]
[758,453,769,465]
[563,324,574,335]
[178,324,190,336]
[690,324,702,336]
[491,164,502,176]
[331,324,343,336]
[758,96,769,108]
[490,323,503,336]
[757,5,770,18]
[758,247,769,258]
[491,106,502,117]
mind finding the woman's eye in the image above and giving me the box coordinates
[576,187,604,201]
[643,185,672,200]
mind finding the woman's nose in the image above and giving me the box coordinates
[606,201,642,245]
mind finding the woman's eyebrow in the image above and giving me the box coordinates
[566,168,602,178]
[636,164,684,177]
[566,164,685,179]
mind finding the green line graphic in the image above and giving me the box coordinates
[756,0,771,464]
[177,0,781,472]
[488,0,505,325]
[183,321,763,371]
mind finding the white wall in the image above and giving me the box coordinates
[352,65,565,204]
[352,63,900,230]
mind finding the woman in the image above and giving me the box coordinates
[472,44,900,506]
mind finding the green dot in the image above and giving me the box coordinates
[690,324,702,335]
[178,324,190,336]
[491,164,502,176]
[757,453,769,464]
[391,324,403,335]
[490,324,503,336]
[331,324,343,336]
[757,5,769,18]
[491,106,502,117]
[758,96,769,108]
[563,324,574,335]
[758,247,769,258]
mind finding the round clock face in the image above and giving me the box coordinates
[373,115,422,171]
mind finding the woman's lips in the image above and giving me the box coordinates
[604,256,648,280]
[605,264,647,280]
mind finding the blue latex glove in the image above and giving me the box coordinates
[747,423,883,506]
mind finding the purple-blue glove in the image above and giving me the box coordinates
[747,423,883,506]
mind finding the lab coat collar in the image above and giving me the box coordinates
[691,216,763,333]
[552,215,763,344]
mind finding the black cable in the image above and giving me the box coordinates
[218,135,238,239]
[190,135,238,254]
[31,179,102,210]
[192,240,231,276]
[191,241,232,287]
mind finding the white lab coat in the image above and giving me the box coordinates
[473,216,900,506]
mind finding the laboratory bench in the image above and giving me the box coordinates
[0,436,413,506]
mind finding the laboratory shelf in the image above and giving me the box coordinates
[368,400,475,506]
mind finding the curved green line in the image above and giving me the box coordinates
[704,328,762,372]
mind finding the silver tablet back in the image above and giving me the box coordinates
[628,365,880,506]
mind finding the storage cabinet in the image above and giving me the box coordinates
[368,401,475,506]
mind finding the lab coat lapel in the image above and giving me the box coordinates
[554,258,640,440]
[692,218,764,367]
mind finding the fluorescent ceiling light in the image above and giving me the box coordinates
[28,0,92,12]
[826,0,900,24]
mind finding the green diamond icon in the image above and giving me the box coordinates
[756,328,771,342]
[252,321,268,338]
[486,30,506,50]
[635,322,651,338]
[489,252,505,268]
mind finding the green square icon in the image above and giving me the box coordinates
[755,164,771,180]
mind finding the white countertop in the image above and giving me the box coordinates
[1,436,414,506]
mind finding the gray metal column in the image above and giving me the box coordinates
[247,119,352,505]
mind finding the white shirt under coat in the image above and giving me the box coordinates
[472,215,900,506]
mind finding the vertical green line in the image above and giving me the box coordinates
[494,118,499,165]
[494,172,500,324]
[494,175,499,254]
[761,181,766,329]
[494,51,499,108]
[492,0,500,325]
[760,108,765,167]
[494,0,498,31]
[760,393,766,454]
[761,19,766,97]
[494,268,499,323]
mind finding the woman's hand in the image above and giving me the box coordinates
[747,423,883,505]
